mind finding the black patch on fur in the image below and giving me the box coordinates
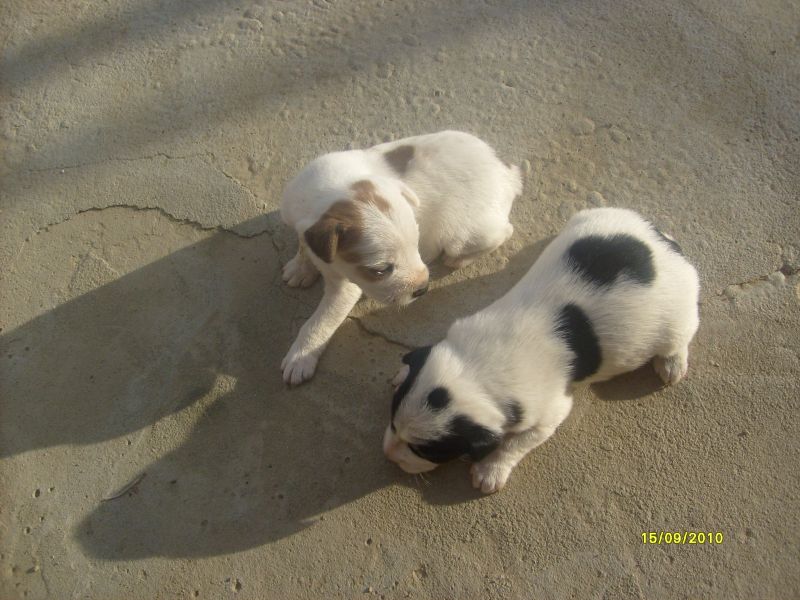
[651,226,684,255]
[391,346,432,420]
[555,304,602,382]
[502,400,523,426]
[408,416,499,464]
[567,234,655,286]
[425,387,451,412]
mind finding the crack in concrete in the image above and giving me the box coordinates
[25,150,260,202]
[719,274,771,292]
[25,151,209,173]
[211,160,259,200]
[21,206,424,358]
[268,233,283,258]
[36,204,272,240]
[717,265,799,295]
[347,316,413,350]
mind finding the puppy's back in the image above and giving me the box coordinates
[496,208,699,381]
[369,131,521,259]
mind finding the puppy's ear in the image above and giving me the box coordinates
[392,345,433,420]
[304,216,342,263]
[402,345,432,367]
[303,201,362,263]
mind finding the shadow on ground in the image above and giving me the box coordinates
[4,0,540,179]
[591,364,665,401]
[2,219,665,559]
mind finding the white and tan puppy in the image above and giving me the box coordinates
[280,131,522,385]
[384,207,700,493]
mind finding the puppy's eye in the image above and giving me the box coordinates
[369,263,395,277]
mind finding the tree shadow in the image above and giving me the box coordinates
[3,0,245,89]
[5,0,537,179]
[6,0,773,185]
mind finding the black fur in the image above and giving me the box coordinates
[503,400,523,426]
[408,416,499,464]
[651,226,684,255]
[391,346,432,420]
[554,304,602,382]
[567,234,655,286]
[426,387,451,411]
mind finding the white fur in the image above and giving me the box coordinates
[384,207,700,493]
[280,131,521,384]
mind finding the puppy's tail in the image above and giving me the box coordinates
[507,163,523,198]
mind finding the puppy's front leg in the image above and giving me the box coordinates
[281,277,362,385]
[470,425,559,494]
[471,394,573,493]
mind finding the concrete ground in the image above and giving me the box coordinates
[2,0,799,598]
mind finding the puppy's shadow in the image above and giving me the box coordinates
[591,363,666,401]
[355,237,555,346]
[2,214,412,559]
[4,220,656,559]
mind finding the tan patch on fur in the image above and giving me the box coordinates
[303,200,364,264]
[351,180,391,214]
[384,145,415,174]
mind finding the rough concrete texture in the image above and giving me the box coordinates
[1,0,799,598]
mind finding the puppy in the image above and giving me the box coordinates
[384,207,700,493]
[280,131,522,385]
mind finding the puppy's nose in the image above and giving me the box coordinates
[412,283,429,298]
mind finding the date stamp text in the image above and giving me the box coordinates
[641,531,723,545]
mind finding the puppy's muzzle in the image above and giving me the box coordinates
[412,283,429,298]
[383,427,401,462]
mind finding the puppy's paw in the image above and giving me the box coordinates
[654,352,688,386]
[281,349,319,385]
[470,459,513,494]
[282,254,319,288]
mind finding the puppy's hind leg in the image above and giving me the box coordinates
[653,347,689,386]
[282,241,320,288]
[442,222,514,269]
[653,300,699,386]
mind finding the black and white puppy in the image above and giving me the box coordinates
[280,131,521,385]
[384,208,700,493]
